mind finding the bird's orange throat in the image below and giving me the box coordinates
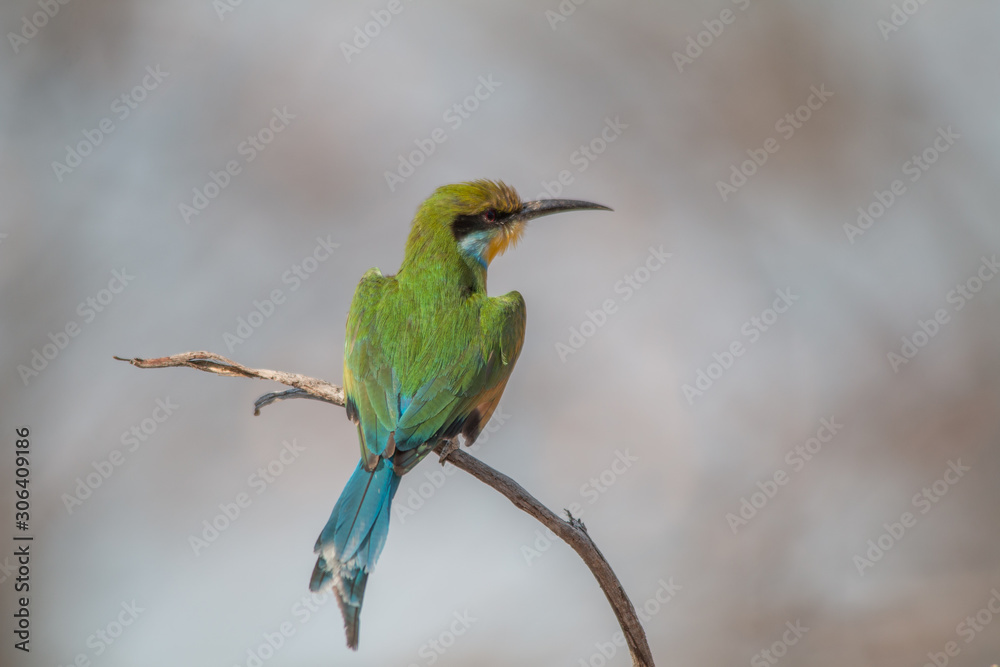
[485,221,526,264]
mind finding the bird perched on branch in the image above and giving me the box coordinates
[309,179,610,649]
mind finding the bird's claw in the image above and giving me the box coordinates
[437,439,459,464]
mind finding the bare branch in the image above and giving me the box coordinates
[114,352,345,407]
[252,388,343,416]
[114,351,654,667]
[435,446,655,667]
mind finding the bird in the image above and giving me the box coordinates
[309,179,610,649]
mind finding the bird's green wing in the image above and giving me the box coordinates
[390,290,525,471]
[346,278,526,474]
[343,268,401,470]
[479,290,526,368]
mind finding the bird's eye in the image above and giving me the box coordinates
[483,208,497,223]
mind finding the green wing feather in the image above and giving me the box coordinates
[343,268,525,474]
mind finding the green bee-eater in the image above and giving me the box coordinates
[309,179,610,649]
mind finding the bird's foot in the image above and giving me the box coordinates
[437,439,459,464]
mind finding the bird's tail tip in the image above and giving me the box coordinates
[309,554,366,650]
[338,598,362,651]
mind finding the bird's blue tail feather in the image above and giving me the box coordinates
[310,458,400,650]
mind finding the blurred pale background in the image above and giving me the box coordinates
[2,1,999,666]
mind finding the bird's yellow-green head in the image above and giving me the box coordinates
[401,180,610,278]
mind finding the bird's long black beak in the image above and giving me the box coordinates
[514,199,612,223]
